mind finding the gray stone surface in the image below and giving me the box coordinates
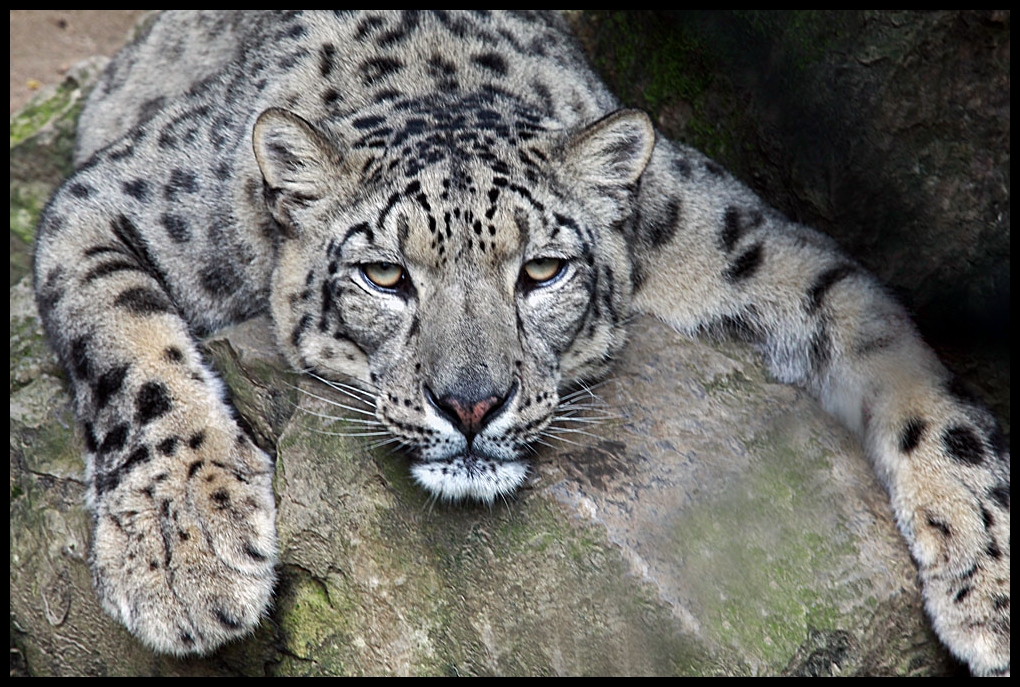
[11,280,953,675]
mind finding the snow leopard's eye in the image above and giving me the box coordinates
[521,257,564,286]
[361,262,406,289]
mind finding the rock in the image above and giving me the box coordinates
[11,16,981,675]
[10,278,957,675]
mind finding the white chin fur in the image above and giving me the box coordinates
[411,455,528,502]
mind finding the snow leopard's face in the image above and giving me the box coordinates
[256,102,654,501]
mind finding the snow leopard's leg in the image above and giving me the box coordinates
[630,139,1009,676]
[33,159,278,656]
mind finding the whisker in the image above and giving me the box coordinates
[545,422,604,434]
[559,389,600,405]
[292,404,383,426]
[304,427,393,438]
[314,376,377,399]
[366,436,406,451]
[551,413,619,424]
[559,377,616,402]
[544,426,602,440]
[557,400,606,414]
[544,434,600,446]
[286,382,378,417]
[540,433,587,448]
[422,492,439,514]
[522,443,542,457]
[301,369,378,399]
[558,395,608,405]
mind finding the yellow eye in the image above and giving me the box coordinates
[362,262,405,289]
[522,258,563,284]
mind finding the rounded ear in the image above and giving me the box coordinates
[562,109,655,188]
[252,107,345,202]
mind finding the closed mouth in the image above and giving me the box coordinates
[409,451,528,502]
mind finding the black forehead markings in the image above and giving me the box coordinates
[404,180,432,213]
[378,191,402,228]
[553,212,594,256]
[553,213,579,234]
[376,184,432,234]
[397,214,411,253]
[337,222,375,254]
[349,91,548,177]
[506,183,544,213]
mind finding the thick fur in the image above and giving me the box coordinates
[33,11,1008,673]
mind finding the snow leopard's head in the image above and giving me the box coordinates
[254,99,654,500]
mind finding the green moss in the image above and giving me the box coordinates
[11,68,96,280]
[577,11,722,151]
[274,570,353,674]
[11,81,86,283]
[11,82,71,147]
[9,183,50,246]
[663,430,864,668]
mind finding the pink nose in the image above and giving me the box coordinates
[442,395,501,436]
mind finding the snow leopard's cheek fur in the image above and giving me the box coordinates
[268,160,635,502]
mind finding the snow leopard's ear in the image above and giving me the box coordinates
[562,109,655,189]
[253,108,368,207]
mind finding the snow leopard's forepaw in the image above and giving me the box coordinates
[89,423,277,655]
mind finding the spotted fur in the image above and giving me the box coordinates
[33,11,1007,673]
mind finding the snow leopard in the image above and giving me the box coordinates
[31,10,1008,675]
